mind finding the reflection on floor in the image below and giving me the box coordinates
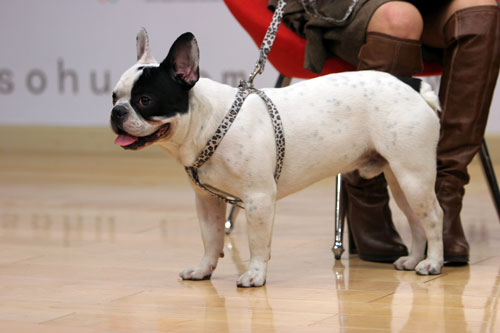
[1,151,499,332]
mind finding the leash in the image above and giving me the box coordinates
[185,0,288,208]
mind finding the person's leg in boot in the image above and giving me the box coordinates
[343,2,424,262]
[422,1,500,264]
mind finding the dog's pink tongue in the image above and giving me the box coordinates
[114,134,138,146]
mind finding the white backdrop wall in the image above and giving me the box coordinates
[1,0,500,133]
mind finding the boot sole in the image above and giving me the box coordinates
[444,254,469,266]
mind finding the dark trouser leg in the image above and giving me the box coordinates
[344,32,423,262]
[436,5,500,263]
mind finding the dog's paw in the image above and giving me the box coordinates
[415,259,443,275]
[237,269,266,288]
[393,256,422,271]
[179,266,214,281]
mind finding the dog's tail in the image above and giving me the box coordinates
[419,80,441,114]
[397,77,441,114]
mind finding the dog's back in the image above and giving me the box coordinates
[246,70,440,197]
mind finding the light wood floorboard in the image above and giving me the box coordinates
[0,151,499,332]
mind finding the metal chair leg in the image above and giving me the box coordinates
[225,205,239,235]
[479,138,500,221]
[332,173,346,259]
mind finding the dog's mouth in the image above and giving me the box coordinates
[114,123,171,150]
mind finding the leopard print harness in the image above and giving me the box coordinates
[185,0,288,208]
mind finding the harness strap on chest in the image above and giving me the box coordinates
[185,0,289,207]
[185,82,285,207]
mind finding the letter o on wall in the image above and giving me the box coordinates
[26,69,47,94]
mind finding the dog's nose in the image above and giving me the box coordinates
[111,105,128,120]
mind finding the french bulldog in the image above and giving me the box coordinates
[110,28,444,287]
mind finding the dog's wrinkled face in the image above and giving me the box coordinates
[110,29,200,150]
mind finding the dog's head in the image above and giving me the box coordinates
[110,29,200,150]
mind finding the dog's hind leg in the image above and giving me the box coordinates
[180,191,226,281]
[384,166,444,275]
[384,168,426,270]
[237,191,277,288]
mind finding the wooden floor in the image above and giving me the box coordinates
[1,150,499,332]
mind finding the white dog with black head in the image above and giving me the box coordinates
[110,29,443,287]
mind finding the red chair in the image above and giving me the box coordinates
[223,0,500,257]
[223,0,443,83]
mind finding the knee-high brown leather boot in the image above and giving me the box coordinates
[437,5,500,263]
[343,32,424,262]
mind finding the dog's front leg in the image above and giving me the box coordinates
[180,191,226,281]
[237,192,276,288]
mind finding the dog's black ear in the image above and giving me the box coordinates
[161,32,200,89]
[136,28,157,64]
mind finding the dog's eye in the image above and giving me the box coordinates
[112,93,117,105]
[139,96,151,106]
